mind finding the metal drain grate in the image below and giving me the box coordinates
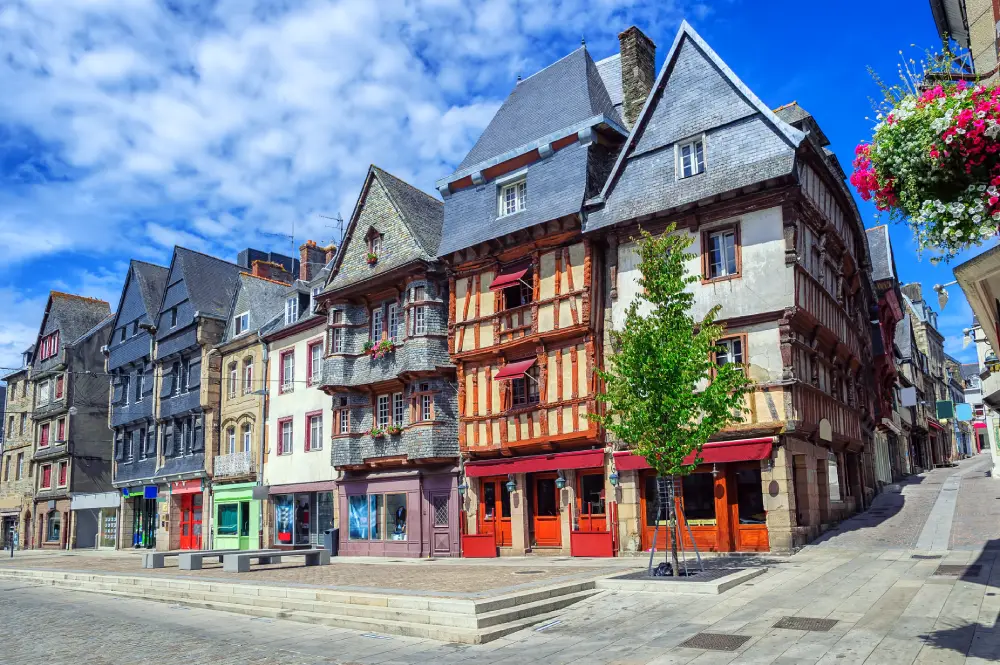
[773,616,839,632]
[935,564,982,576]
[679,633,752,651]
[513,570,545,575]
[911,554,943,560]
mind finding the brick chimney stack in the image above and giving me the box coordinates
[299,240,326,282]
[901,283,924,303]
[618,26,656,129]
[251,260,293,284]
[323,243,337,265]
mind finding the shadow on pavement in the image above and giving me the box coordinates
[917,538,1000,659]
[807,473,926,545]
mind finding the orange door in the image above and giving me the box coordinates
[729,464,768,552]
[532,474,561,547]
[179,494,203,550]
[478,478,511,547]
[576,471,606,532]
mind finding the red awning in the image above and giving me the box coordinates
[928,419,945,432]
[489,262,531,291]
[464,449,604,478]
[494,358,536,380]
[612,437,777,471]
[974,422,987,430]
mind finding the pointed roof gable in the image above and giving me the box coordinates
[324,166,443,293]
[866,225,897,283]
[456,47,624,172]
[132,260,169,320]
[220,272,291,344]
[585,21,805,232]
[171,247,244,319]
[35,291,111,356]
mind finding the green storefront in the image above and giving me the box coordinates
[212,483,260,551]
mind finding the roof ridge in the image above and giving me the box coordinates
[371,166,441,204]
[49,291,110,305]
[239,271,294,287]
[519,45,586,84]
[772,100,799,112]
[175,245,242,269]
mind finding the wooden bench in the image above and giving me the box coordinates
[223,548,331,573]
[178,549,249,570]
[141,549,235,569]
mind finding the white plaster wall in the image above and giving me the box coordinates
[744,323,783,383]
[264,326,337,487]
[613,206,791,326]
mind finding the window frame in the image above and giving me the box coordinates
[387,302,399,342]
[393,392,404,427]
[713,334,748,376]
[226,426,236,455]
[241,423,252,452]
[371,306,384,342]
[243,358,254,395]
[677,136,706,179]
[41,464,52,489]
[55,374,64,399]
[377,394,390,429]
[701,222,742,283]
[228,362,238,399]
[305,410,323,452]
[307,339,323,386]
[234,311,250,336]
[497,178,527,218]
[39,422,50,448]
[279,350,295,394]
[285,296,299,325]
[414,306,427,336]
[56,417,66,442]
[277,417,294,455]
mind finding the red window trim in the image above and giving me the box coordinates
[57,418,65,442]
[306,338,324,386]
[304,410,324,451]
[279,349,295,394]
[41,464,52,489]
[57,461,67,487]
[55,375,64,399]
[39,423,50,447]
[277,417,293,455]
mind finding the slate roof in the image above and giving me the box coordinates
[866,225,896,282]
[44,292,113,345]
[456,47,623,171]
[585,21,805,232]
[961,362,981,379]
[132,260,169,320]
[595,54,624,117]
[375,167,444,258]
[895,313,914,359]
[74,313,115,345]
[219,273,293,345]
[438,139,590,256]
[774,102,830,147]
[172,247,244,319]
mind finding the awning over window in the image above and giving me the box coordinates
[612,437,776,471]
[494,358,536,380]
[464,449,604,478]
[928,419,945,432]
[489,262,532,291]
[974,422,987,430]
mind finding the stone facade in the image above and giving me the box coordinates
[1,357,34,549]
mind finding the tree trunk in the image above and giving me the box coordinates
[667,475,680,577]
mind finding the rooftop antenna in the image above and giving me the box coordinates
[318,213,345,247]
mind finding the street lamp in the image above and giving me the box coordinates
[555,472,567,490]
[505,475,516,494]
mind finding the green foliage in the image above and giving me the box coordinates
[593,226,751,477]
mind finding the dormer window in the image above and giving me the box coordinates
[310,286,321,314]
[498,179,526,217]
[234,311,250,336]
[678,138,705,178]
[285,296,298,325]
[367,229,382,264]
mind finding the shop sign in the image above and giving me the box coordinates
[171,479,202,494]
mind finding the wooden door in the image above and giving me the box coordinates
[179,494,203,550]
[478,478,512,547]
[532,474,561,547]
[729,464,768,552]
[576,471,606,532]
[429,493,452,556]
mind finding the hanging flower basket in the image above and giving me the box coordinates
[366,253,378,265]
[370,427,386,439]
[370,339,395,360]
[852,79,1000,262]
[387,425,402,435]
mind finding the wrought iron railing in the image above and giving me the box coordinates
[214,450,254,478]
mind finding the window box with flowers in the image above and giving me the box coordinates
[370,427,386,439]
[370,339,395,360]
[387,424,403,436]
[366,252,379,265]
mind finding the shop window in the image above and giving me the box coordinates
[274,494,294,544]
[46,510,60,542]
[735,468,766,524]
[218,503,239,536]
[578,473,605,518]
[680,473,716,525]
[240,501,250,537]
[348,493,407,541]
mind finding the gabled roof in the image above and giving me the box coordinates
[774,102,830,148]
[866,225,896,283]
[595,54,624,118]
[584,21,805,232]
[455,46,623,172]
[895,313,913,360]
[37,292,112,348]
[74,313,115,345]
[132,260,170,320]
[220,272,294,345]
[324,166,443,293]
[169,247,244,319]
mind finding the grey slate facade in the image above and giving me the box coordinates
[318,167,457,468]
[108,261,168,487]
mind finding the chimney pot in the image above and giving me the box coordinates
[323,243,337,265]
[618,26,656,129]
[299,240,327,282]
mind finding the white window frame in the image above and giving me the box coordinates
[716,338,745,373]
[414,306,427,336]
[498,179,527,217]
[241,423,252,452]
[309,342,322,381]
[387,302,399,342]
[377,394,390,429]
[227,427,236,455]
[243,359,253,394]
[309,414,323,451]
[707,228,737,279]
[281,352,294,392]
[285,296,298,325]
[280,420,293,455]
[393,392,404,426]
[310,286,321,314]
[369,233,383,257]
[332,328,344,354]
[421,394,432,422]
[371,307,383,341]
[135,371,144,402]
[677,136,706,179]
[234,311,250,336]
[339,409,349,435]
[228,363,237,399]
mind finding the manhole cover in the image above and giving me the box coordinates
[911,554,943,560]
[679,633,751,651]
[773,616,838,632]
[514,570,545,575]
[935,565,983,577]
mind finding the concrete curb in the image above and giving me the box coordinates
[594,567,767,594]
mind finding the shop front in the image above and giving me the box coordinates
[268,481,335,549]
[70,492,120,549]
[212,483,260,551]
[339,469,458,558]
[613,438,772,554]
[121,485,158,549]
[169,480,204,551]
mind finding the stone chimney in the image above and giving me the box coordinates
[618,26,656,129]
[299,240,326,282]
[900,283,924,303]
[323,243,337,265]
[251,260,293,284]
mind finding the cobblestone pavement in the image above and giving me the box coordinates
[4,453,1000,664]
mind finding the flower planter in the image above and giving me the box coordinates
[387,427,402,436]
[366,254,378,265]
[461,534,498,558]
[570,530,614,557]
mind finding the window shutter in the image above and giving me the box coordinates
[160,367,174,398]
[114,434,124,461]
[192,417,204,452]
[143,365,155,396]
[187,359,202,389]
[145,425,157,455]
[163,424,175,457]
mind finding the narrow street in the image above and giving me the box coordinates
[2,453,1000,664]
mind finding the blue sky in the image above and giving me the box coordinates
[0,0,989,372]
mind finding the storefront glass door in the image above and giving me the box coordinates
[99,508,117,549]
[532,474,561,547]
[730,465,768,551]
[132,497,156,549]
[478,477,511,547]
